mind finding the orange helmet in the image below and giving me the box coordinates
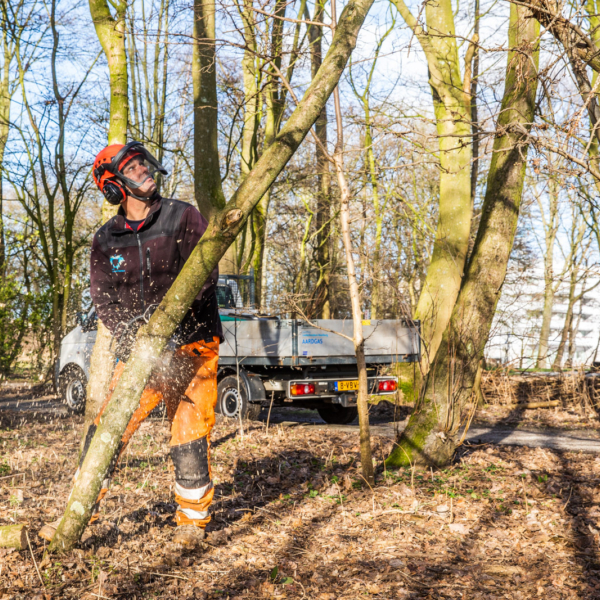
[93,141,168,205]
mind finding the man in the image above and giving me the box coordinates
[41,141,222,546]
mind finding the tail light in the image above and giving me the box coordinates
[291,383,316,396]
[378,380,397,392]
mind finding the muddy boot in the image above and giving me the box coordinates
[172,525,206,548]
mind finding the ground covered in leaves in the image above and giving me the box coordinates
[2,411,600,598]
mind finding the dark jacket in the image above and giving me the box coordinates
[90,197,222,345]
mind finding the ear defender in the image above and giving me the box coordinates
[101,180,127,205]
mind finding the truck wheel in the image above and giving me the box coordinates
[317,405,358,424]
[58,365,87,414]
[217,376,261,421]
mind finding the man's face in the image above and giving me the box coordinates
[121,155,157,198]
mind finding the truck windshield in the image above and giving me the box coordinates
[216,285,236,309]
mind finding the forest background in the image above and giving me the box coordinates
[0,0,598,382]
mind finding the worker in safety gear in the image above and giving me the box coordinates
[40,142,222,547]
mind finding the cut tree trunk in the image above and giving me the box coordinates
[387,2,539,467]
[49,0,376,552]
[0,524,27,550]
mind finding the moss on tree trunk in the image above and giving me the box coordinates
[387,3,540,468]
[391,0,473,371]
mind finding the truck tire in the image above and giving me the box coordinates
[58,365,87,414]
[217,376,261,421]
[317,405,358,424]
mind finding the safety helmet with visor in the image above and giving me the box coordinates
[93,141,168,205]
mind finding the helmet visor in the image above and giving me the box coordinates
[110,142,168,190]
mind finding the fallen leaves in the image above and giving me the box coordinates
[448,523,470,535]
[1,409,600,599]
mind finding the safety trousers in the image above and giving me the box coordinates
[80,337,220,528]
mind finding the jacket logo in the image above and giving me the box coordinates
[110,254,125,273]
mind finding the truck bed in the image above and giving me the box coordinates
[218,318,420,366]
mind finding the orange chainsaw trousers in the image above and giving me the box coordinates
[88,337,219,528]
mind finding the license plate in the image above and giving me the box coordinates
[336,380,359,392]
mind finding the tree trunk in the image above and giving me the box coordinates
[535,177,559,369]
[333,76,374,485]
[310,0,332,319]
[537,272,555,369]
[387,2,539,468]
[192,0,237,276]
[49,0,376,552]
[193,0,225,219]
[391,0,473,372]
[567,291,585,367]
[252,0,287,308]
[82,0,128,452]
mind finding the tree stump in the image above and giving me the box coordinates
[0,524,27,549]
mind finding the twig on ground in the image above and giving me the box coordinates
[26,530,45,588]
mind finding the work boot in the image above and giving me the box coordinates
[172,524,206,548]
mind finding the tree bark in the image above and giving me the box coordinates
[0,524,27,550]
[82,0,128,453]
[193,0,226,219]
[49,0,375,552]
[387,2,539,468]
[390,0,473,372]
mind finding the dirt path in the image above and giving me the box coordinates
[306,422,600,453]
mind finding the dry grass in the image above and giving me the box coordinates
[481,370,596,409]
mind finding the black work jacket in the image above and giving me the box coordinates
[90,197,222,345]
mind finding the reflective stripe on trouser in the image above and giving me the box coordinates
[85,337,219,527]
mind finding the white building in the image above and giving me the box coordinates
[485,263,600,368]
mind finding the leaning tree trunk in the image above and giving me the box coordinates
[82,0,129,453]
[49,0,376,552]
[387,2,539,467]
